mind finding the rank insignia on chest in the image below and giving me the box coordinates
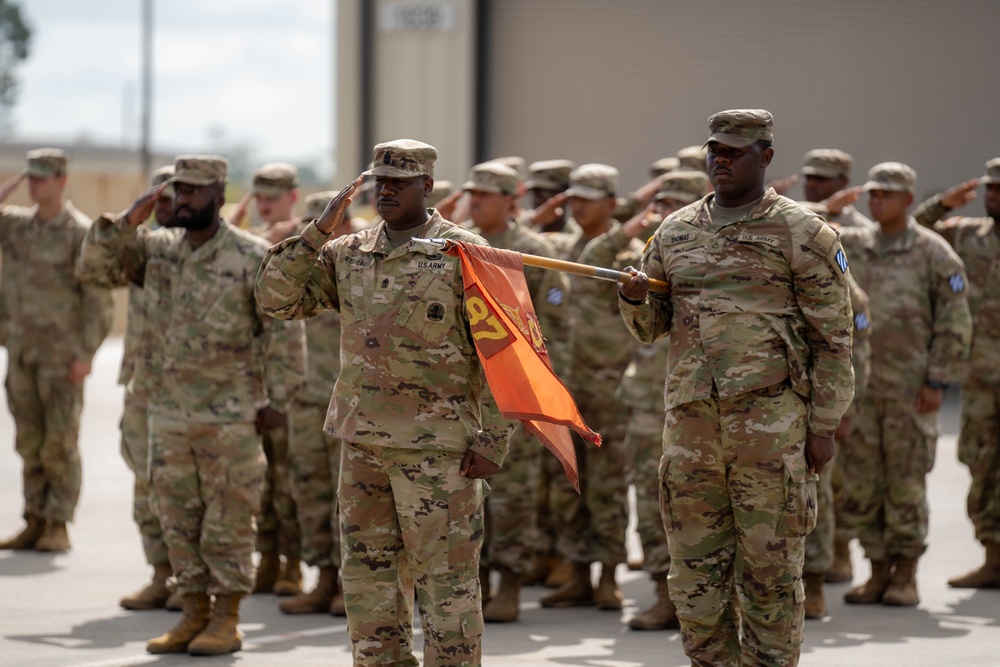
[949,273,965,293]
[854,312,870,331]
[835,249,849,273]
[426,302,446,322]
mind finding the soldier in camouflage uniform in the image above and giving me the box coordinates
[800,149,875,229]
[911,158,1000,589]
[245,162,304,596]
[676,145,708,174]
[461,161,571,623]
[838,162,972,608]
[539,163,637,612]
[117,165,180,611]
[76,155,306,656]
[616,170,708,632]
[0,149,113,554]
[619,110,855,667]
[525,159,576,235]
[256,140,515,667]
[278,192,361,617]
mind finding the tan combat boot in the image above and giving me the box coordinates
[0,515,45,550]
[803,571,827,619]
[882,557,919,606]
[629,573,679,630]
[844,559,891,604]
[948,543,1000,589]
[273,555,303,596]
[594,563,624,611]
[187,594,244,656]
[146,592,211,654]
[252,550,279,594]
[544,555,574,589]
[522,552,552,586]
[121,562,172,610]
[279,565,338,614]
[483,567,521,623]
[825,537,854,583]
[540,562,594,608]
[34,521,71,552]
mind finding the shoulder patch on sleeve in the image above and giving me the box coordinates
[806,221,849,282]
[948,273,965,293]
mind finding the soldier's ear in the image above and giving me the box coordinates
[423,177,434,197]
[760,146,775,169]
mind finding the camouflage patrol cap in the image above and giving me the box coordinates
[303,191,336,220]
[151,165,175,197]
[462,162,519,196]
[428,180,454,207]
[704,109,774,148]
[365,139,437,178]
[654,170,710,204]
[491,156,527,182]
[982,158,1000,185]
[170,155,228,186]
[525,159,576,190]
[801,149,853,179]
[26,148,68,178]
[565,163,619,200]
[863,162,917,193]
[649,157,680,178]
[676,145,708,173]
[252,162,299,197]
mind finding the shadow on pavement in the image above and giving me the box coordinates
[0,551,62,576]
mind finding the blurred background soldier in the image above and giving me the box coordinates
[0,148,112,553]
[800,149,875,228]
[524,159,575,235]
[839,162,971,608]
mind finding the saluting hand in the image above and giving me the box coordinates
[123,183,170,227]
[822,186,863,216]
[939,178,980,211]
[228,192,252,228]
[621,203,661,240]
[316,176,363,234]
[527,192,568,228]
[0,172,25,202]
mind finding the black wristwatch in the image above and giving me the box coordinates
[926,380,947,390]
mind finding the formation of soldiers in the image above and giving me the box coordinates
[0,104,995,667]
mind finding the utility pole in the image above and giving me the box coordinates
[140,0,153,179]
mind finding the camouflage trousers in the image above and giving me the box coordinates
[957,384,1000,546]
[119,393,168,566]
[339,442,485,667]
[661,384,814,667]
[549,388,629,566]
[804,466,834,573]
[257,422,300,559]
[288,401,341,568]
[149,414,265,596]
[625,408,671,575]
[839,395,936,560]
[5,353,83,523]
[483,424,541,576]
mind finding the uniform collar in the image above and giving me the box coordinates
[359,208,449,257]
[692,187,780,231]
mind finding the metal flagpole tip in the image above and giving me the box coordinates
[412,237,450,250]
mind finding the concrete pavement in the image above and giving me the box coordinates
[1,339,998,666]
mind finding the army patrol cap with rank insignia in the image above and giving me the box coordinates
[463,162,519,196]
[649,157,680,178]
[565,163,619,200]
[365,139,437,178]
[170,155,229,186]
[863,162,917,193]
[655,169,710,204]
[150,164,175,197]
[252,162,299,197]
[704,109,774,148]
[26,148,68,178]
[801,149,853,179]
[525,159,576,190]
[982,158,1000,185]
[676,145,708,173]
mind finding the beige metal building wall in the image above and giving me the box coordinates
[487,0,1000,201]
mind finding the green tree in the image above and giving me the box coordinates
[0,0,30,136]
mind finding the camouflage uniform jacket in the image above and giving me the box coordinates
[926,216,1000,386]
[572,226,641,391]
[474,222,572,376]
[254,211,515,466]
[839,218,972,399]
[619,188,855,437]
[76,215,305,423]
[0,202,112,365]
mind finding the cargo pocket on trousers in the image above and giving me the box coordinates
[447,478,485,567]
[776,454,818,538]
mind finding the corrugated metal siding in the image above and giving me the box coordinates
[488,0,1000,202]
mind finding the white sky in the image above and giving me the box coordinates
[11,0,335,179]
